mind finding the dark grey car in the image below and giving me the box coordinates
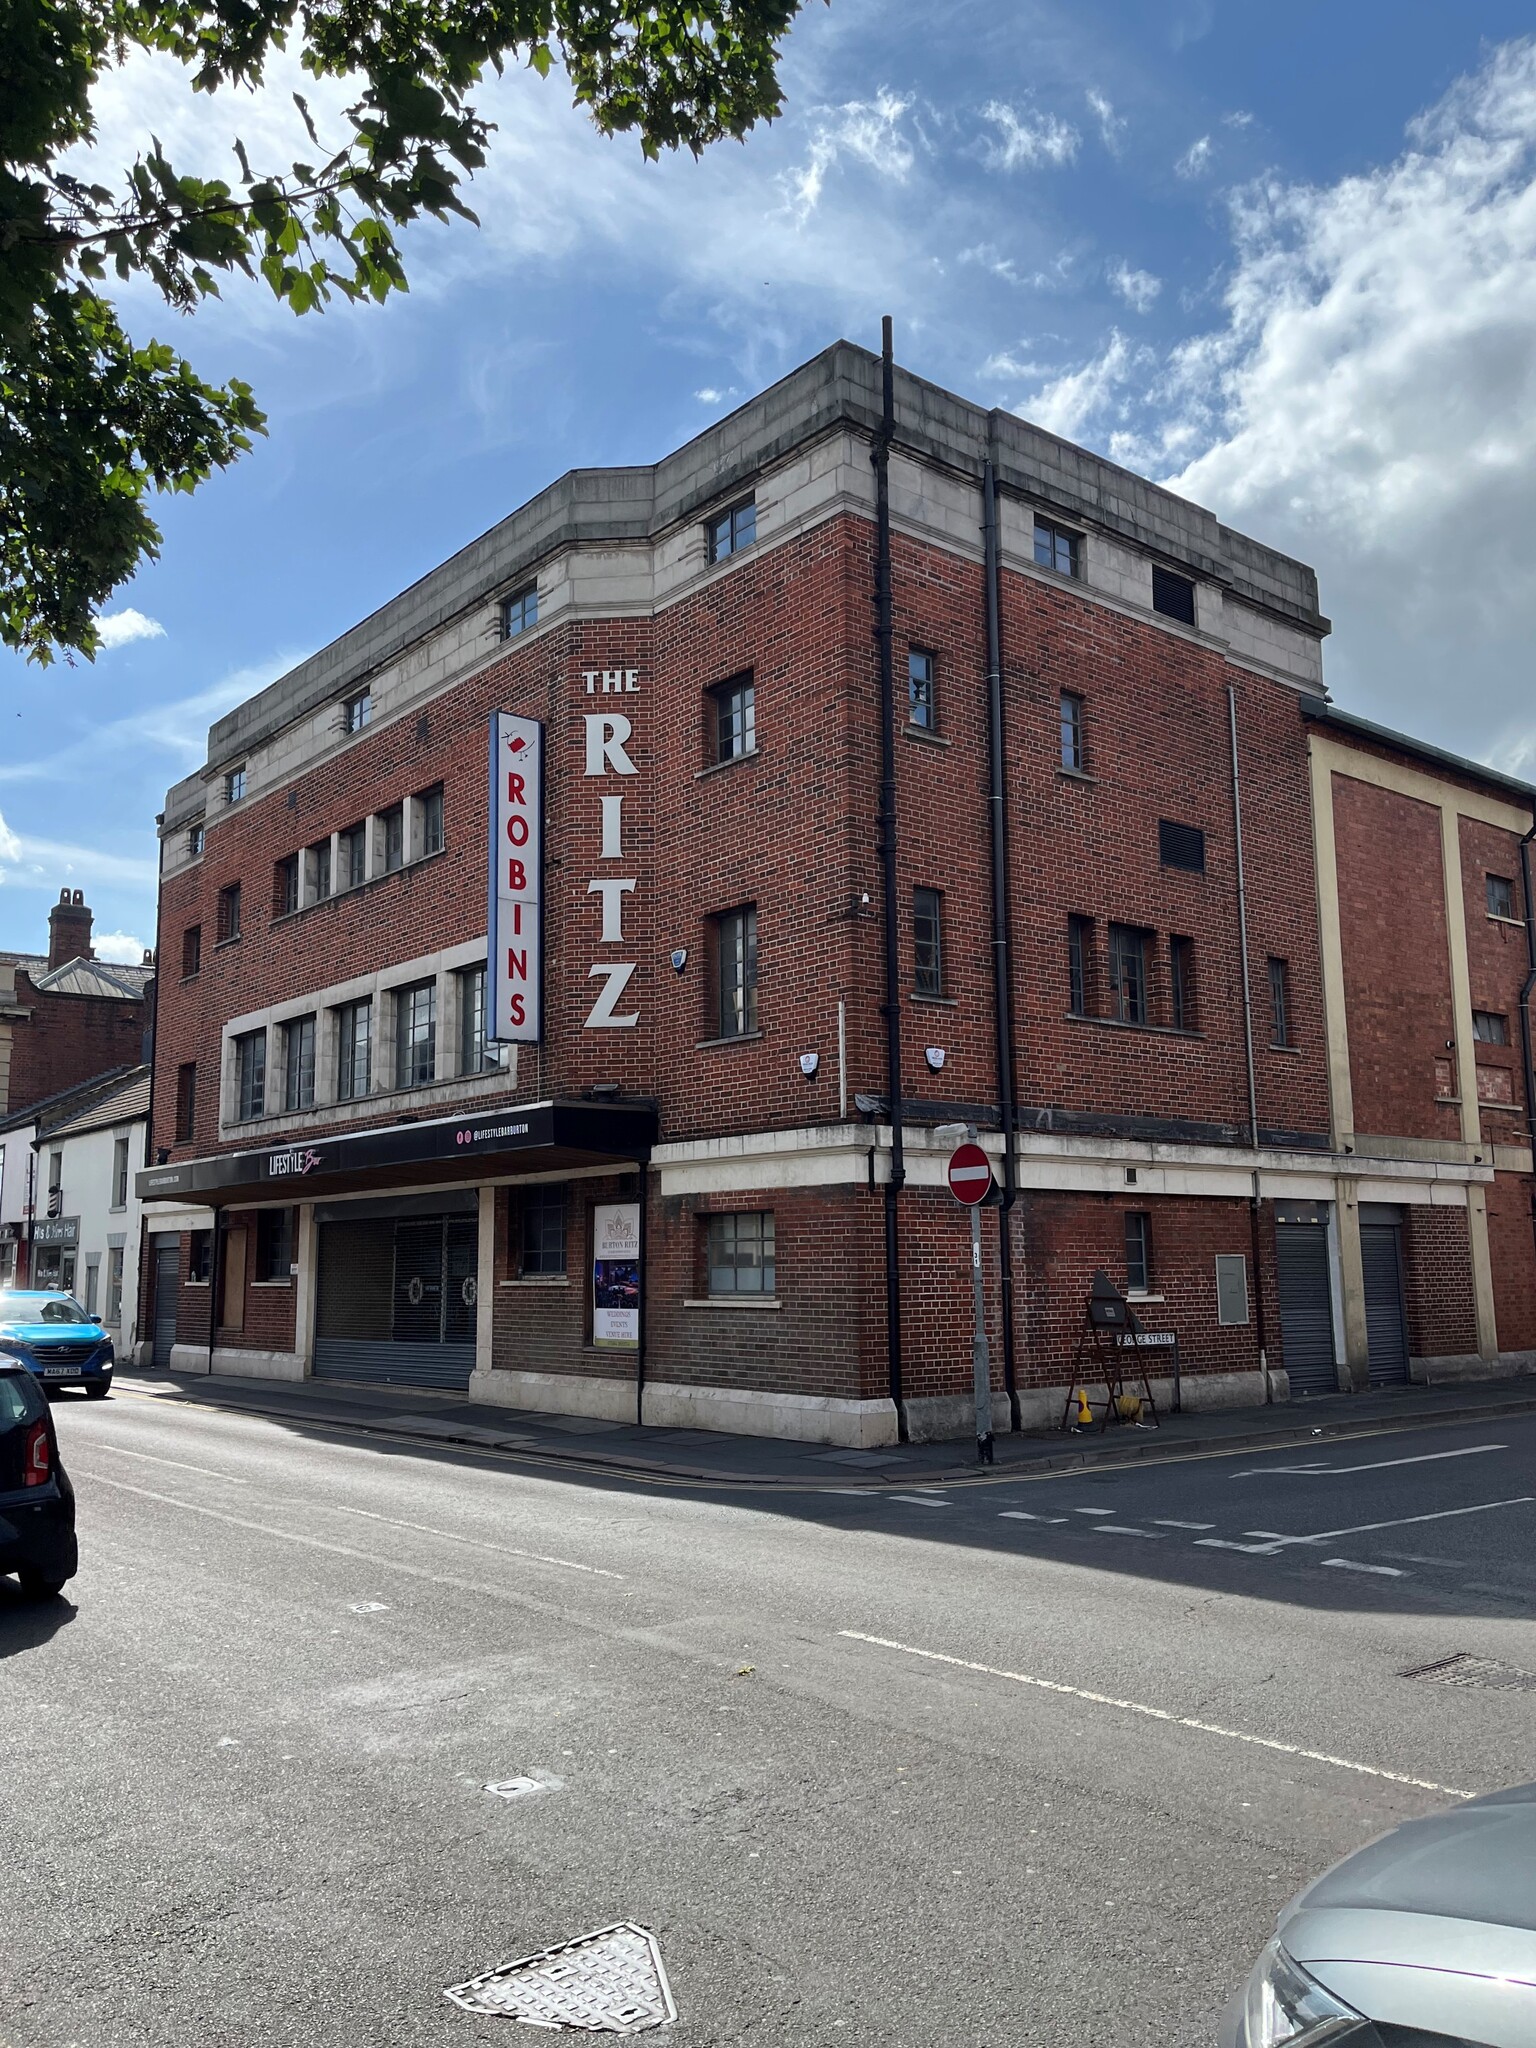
[1223,1784,1536,2047]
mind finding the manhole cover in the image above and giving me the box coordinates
[446,1922,676,2033]
[1400,1652,1536,1692]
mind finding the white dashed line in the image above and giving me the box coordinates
[1234,1444,1507,1479]
[999,1511,1068,1524]
[1196,1537,1282,1555]
[1322,1558,1406,1578]
[890,1495,950,1509]
[1153,1519,1215,1530]
[1073,1507,1114,1516]
[1092,1525,1163,1538]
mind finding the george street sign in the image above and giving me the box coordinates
[946,1142,994,1206]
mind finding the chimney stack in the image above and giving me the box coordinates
[47,888,94,970]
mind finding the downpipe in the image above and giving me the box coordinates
[1228,684,1271,1403]
[983,449,1021,1431]
[874,316,907,1440]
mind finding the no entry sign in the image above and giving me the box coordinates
[946,1142,994,1206]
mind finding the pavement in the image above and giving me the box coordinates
[111,1360,1536,1487]
[6,1383,1536,2044]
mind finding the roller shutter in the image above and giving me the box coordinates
[314,1212,477,1389]
[1275,1224,1337,1396]
[1360,1222,1410,1386]
[152,1240,181,1369]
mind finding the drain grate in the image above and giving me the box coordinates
[446,1922,676,2033]
[1400,1652,1536,1692]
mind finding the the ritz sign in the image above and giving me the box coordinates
[581,668,640,1030]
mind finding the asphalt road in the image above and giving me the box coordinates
[6,1393,1536,2047]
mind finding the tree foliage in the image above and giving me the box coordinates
[0,0,804,661]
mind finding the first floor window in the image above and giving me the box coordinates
[309,839,332,902]
[914,887,943,996]
[1488,874,1516,920]
[339,823,367,889]
[1268,956,1291,1047]
[189,1230,212,1284]
[382,805,404,873]
[234,1030,266,1120]
[255,1207,293,1283]
[106,1246,124,1322]
[112,1134,129,1208]
[175,1061,197,1143]
[394,980,436,1087]
[519,1189,567,1276]
[1125,1210,1152,1294]
[908,649,936,730]
[1068,914,1091,1016]
[1170,935,1196,1031]
[1060,691,1084,771]
[181,924,201,977]
[1109,924,1149,1025]
[1473,1010,1509,1045]
[284,1014,316,1111]
[716,906,758,1038]
[711,674,756,762]
[459,965,496,1074]
[707,1210,776,1296]
[217,882,241,943]
[274,853,300,917]
[419,785,445,858]
[337,999,372,1100]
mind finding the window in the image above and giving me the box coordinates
[1109,924,1149,1025]
[181,924,201,978]
[225,765,247,803]
[47,1150,61,1210]
[458,965,498,1074]
[715,906,758,1038]
[1488,874,1516,920]
[234,1029,266,1121]
[707,1210,776,1296]
[255,1207,293,1283]
[189,1230,212,1284]
[914,888,944,997]
[106,1247,124,1323]
[343,689,372,733]
[84,1259,100,1318]
[419,785,445,858]
[711,674,756,763]
[175,1062,197,1143]
[1473,1010,1510,1045]
[339,823,367,890]
[1159,819,1206,873]
[1060,691,1085,771]
[1151,566,1197,625]
[1034,518,1081,577]
[1125,1210,1152,1294]
[188,824,205,858]
[381,805,404,874]
[1268,956,1291,1048]
[112,1134,129,1209]
[501,583,539,638]
[274,853,300,917]
[908,649,936,731]
[308,839,332,903]
[217,882,241,943]
[706,497,756,563]
[283,1015,316,1112]
[394,980,437,1088]
[1068,914,1092,1016]
[336,999,372,1101]
[1170,935,1196,1031]
[519,1189,567,1277]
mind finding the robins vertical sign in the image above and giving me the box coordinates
[489,712,544,1042]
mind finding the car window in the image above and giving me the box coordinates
[0,1295,92,1325]
[0,1372,43,1428]
[38,1299,90,1324]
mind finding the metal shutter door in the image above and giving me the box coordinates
[1360,1224,1410,1386]
[314,1216,475,1390]
[1276,1224,1337,1396]
[152,1242,180,1368]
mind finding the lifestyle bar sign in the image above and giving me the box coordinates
[489,712,544,1042]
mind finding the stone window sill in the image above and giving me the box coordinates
[1058,766,1096,784]
[910,992,957,1007]
[902,724,950,747]
[696,748,760,781]
[1067,1013,1203,1040]
[500,1276,570,1288]
[1488,914,1526,930]
[1267,1043,1303,1056]
[696,1031,763,1050]
[270,845,448,930]
[214,935,242,951]
[683,1296,782,1310]
[250,1278,293,1289]
[1126,1292,1166,1305]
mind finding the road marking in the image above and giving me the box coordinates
[1195,1537,1282,1555]
[81,1445,250,1484]
[890,1495,949,1509]
[1322,1558,1406,1577]
[999,1511,1067,1524]
[1244,1496,1536,1552]
[839,1631,1474,1798]
[1234,1444,1508,1478]
[1092,1525,1163,1538]
[1073,1507,1114,1516]
[1153,1519,1214,1530]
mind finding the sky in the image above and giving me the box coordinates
[5,0,1536,958]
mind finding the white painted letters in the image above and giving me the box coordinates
[587,877,636,943]
[600,794,624,859]
[584,714,637,777]
[585,962,639,1029]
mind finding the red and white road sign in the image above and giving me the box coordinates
[946,1142,994,1206]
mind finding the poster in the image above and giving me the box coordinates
[591,1202,640,1350]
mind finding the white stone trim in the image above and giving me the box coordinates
[143,1205,215,1231]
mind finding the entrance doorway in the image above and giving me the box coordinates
[153,1239,180,1367]
[313,1201,478,1390]
[1360,1205,1410,1385]
[1274,1202,1338,1397]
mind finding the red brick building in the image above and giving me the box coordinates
[136,342,1536,1439]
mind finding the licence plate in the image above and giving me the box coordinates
[39,1364,75,1378]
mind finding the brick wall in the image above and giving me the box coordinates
[1458,813,1531,1137]
[1486,1175,1536,1354]
[1402,1206,1478,1358]
[8,980,145,1119]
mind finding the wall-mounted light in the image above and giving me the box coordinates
[799,1052,820,1078]
[924,1046,946,1071]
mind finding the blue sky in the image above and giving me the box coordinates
[6,0,1536,957]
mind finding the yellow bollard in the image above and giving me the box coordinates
[1075,1387,1093,1427]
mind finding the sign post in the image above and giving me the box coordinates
[945,1136,995,1465]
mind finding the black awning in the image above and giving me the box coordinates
[136,1097,656,1207]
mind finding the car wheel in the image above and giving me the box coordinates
[85,1379,110,1400]
[16,1569,67,1600]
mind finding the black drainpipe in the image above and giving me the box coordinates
[208,1204,225,1374]
[1519,823,1536,1272]
[982,448,1021,1431]
[874,316,907,1439]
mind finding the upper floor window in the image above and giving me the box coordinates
[1108,923,1149,1026]
[913,888,944,998]
[283,1015,316,1112]
[255,1207,294,1283]
[181,924,201,978]
[187,824,205,858]
[336,998,372,1101]
[707,1210,776,1296]
[711,674,756,763]
[1068,914,1092,1017]
[1487,874,1516,920]
[106,1247,123,1323]
[381,804,404,875]
[1268,956,1292,1047]
[343,689,372,733]
[394,979,437,1088]
[518,1189,567,1277]
[225,765,246,803]
[1170,935,1196,1031]
[175,1061,197,1144]
[339,822,367,890]
[234,1029,266,1121]
[1151,566,1197,626]
[1060,691,1085,772]
[1124,1210,1152,1294]
[458,964,498,1074]
[419,785,445,858]
[908,649,936,731]
[1034,518,1081,578]
[1159,819,1206,874]
[112,1134,129,1209]
[716,905,758,1039]
[1473,1010,1510,1045]
[308,838,332,903]
[501,584,539,638]
[274,853,300,918]
[706,496,756,563]
[216,882,241,944]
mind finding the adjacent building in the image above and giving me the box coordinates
[136,341,1536,1442]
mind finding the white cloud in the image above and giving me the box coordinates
[95,608,166,650]
[1175,135,1213,180]
[1087,90,1126,153]
[94,930,149,964]
[982,101,1080,172]
[1223,110,1254,130]
[782,88,916,224]
[0,811,22,864]
[1108,261,1163,313]
[959,243,1021,285]
[1017,331,1150,442]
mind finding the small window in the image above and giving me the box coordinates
[283,1014,316,1112]
[1473,1010,1509,1045]
[1060,691,1084,772]
[1068,914,1092,1017]
[419,785,445,858]
[308,839,332,903]
[234,1029,266,1121]
[1034,518,1081,577]
[707,1210,776,1295]
[1151,566,1197,625]
[394,979,437,1088]
[187,824,205,858]
[339,823,367,890]
[715,906,758,1038]
[707,497,756,563]
[1215,1253,1250,1326]
[106,1246,124,1324]
[711,675,756,763]
[217,882,241,944]
[1159,819,1206,873]
[274,853,300,918]
[1170,935,1196,1031]
[502,583,539,638]
[181,924,201,978]
[189,1229,212,1284]
[175,1062,197,1144]
[908,649,936,731]
[458,964,497,1075]
[112,1134,129,1209]
[1109,924,1149,1026]
[336,998,372,1101]
[914,888,944,997]
[225,766,247,803]
[1487,874,1516,920]
[84,1258,100,1318]
[381,805,404,875]
[343,689,372,733]
[1125,1210,1152,1294]
[519,1189,567,1277]
[255,1207,294,1283]
[47,1150,61,1197]
[1268,957,1291,1048]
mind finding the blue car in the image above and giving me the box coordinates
[0,1291,114,1397]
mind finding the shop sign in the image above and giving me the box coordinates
[591,1202,640,1350]
[582,674,640,1030]
[32,1215,79,1246]
[489,712,544,1042]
